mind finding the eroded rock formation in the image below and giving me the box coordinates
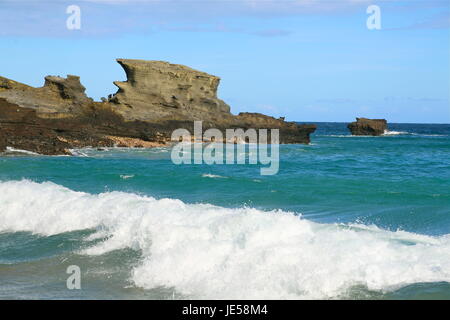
[0,59,316,155]
[347,117,387,136]
[110,59,231,122]
[0,74,92,116]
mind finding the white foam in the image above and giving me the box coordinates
[383,130,409,135]
[411,133,447,137]
[68,149,90,157]
[0,180,449,299]
[201,174,227,179]
[321,132,447,138]
[4,147,40,155]
[382,130,447,137]
[320,135,369,138]
[120,175,135,180]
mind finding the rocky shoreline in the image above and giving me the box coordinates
[0,59,316,155]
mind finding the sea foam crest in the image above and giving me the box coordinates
[383,130,409,135]
[0,180,449,299]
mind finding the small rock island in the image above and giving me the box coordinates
[347,117,387,136]
[0,59,316,155]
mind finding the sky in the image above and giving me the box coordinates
[0,0,449,123]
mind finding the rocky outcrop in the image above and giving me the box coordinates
[110,59,231,122]
[0,59,316,155]
[0,74,92,116]
[43,75,92,106]
[234,112,316,144]
[108,59,316,143]
[0,98,166,155]
[347,117,387,136]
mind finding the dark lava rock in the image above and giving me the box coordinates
[348,117,387,136]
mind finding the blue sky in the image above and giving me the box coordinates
[0,0,449,123]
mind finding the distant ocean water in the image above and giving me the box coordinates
[0,122,449,300]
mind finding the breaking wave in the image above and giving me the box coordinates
[0,180,449,299]
[383,130,410,135]
[3,147,40,155]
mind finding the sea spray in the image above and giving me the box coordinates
[1,180,449,299]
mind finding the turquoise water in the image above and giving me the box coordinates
[0,122,449,299]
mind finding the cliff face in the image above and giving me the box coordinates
[348,118,387,136]
[111,59,231,122]
[108,59,315,143]
[0,59,316,154]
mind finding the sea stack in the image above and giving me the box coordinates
[347,117,387,136]
[0,59,316,155]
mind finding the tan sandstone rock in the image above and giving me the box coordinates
[110,59,231,122]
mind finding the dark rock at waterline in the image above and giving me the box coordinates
[0,59,316,155]
[0,131,6,152]
[0,97,168,155]
[347,117,387,136]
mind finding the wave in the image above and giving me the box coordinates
[120,175,135,180]
[69,149,89,157]
[202,174,227,179]
[0,180,449,299]
[410,133,448,137]
[383,130,409,135]
[3,147,40,155]
[382,131,448,137]
[319,132,447,138]
[317,134,382,138]
[318,130,411,137]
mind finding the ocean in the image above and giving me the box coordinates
[0,122,449,300]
